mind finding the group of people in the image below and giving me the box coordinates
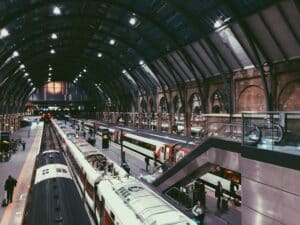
[144,153,158,172]
[192,179,206,224]
[192,180,226,225]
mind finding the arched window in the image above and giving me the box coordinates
[211,90,227,113]
[159,97,168,113]
[140,99,147,113]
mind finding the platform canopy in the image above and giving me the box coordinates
[0,0,299,112]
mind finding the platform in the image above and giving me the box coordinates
[90,130,242,225]
[0,122,44,225]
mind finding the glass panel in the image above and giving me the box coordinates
[243,112,300,154]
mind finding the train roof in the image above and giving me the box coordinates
[35,150,66,168]
[98,177,195,225]
[34,163,72,184]
[24,177,92,225]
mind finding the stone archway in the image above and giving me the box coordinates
[237,85,266,112]
[278,80,300,111]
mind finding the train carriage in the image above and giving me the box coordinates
[23,150,92,225]
[53,119,196,225]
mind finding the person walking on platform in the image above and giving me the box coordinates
[153,152,158,167]
[4,175,17,204]
[215,181,223,210]
[145,156,150,172]
[22,141,26,151]
[192,201,205,225]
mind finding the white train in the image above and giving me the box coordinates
[53,120,196,225]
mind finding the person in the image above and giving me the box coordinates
[199,181,206,209]
[144,156,150,172]
[4,175,17,204]
[192,201,205,224]
[22,141,26,151]
[193,179,201,204]
[215,181,223,210]
[230,179,238,200]
[153,152,158,167]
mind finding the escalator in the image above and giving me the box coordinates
[152,137,242,192]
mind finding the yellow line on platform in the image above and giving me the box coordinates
[0,125,43,225]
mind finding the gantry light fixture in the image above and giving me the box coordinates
[109,39,116,45]
[0,28,9,39]
[51,33,58,39]
[53,6,61,15]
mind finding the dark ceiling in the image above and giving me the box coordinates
[0,0,299,113]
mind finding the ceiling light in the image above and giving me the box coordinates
[129,17,137,26]
[27,78,32,82]
[97,52,102,58]
[48,73,52,76]
[30,82,33,86]
[49,67,52,71]
[122,69,126,74]
[139,60,144,65]
[214,18,224,29]
[109,39,116,45]
[0,28,9,39]
[53,6,61,15]
[78,74,82,78]
[12,51,19,58]
[20,64,25,69]
[51,33,58,39]
[23,73,29,77]
[50,49,55,54]
[83,68,87,73]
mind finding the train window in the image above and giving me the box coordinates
[56,168,62,173]
[210,166,241,184]
[42,169,49,175]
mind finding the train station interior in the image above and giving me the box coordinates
[0,1,299,225]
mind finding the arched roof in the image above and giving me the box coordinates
[0,0,299,112]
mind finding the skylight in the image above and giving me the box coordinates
[122,69,138,87]
[139,61,161,86]
[214,17,253,68]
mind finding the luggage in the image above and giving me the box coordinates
[222,197,228,210]
[2,198,7,207]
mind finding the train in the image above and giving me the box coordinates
[22,149,92,225]
[71,118,195,165]
[67,118,241,199]
[53,119,197,225]
[66,119,241,199]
